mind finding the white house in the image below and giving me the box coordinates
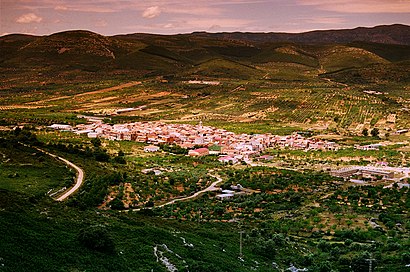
[144,145,160,152]
[49,124,73,130]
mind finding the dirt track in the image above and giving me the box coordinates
[74,81,142,97]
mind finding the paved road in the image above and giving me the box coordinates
[32,146,85,201]
[132,174,223,211]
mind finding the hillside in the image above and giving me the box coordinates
[1,24,409,83]
[0,133,409,272]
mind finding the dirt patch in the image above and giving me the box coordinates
[74,81,142,97]
[92,96,119,103]
[27,95,71,105]
[0,105,53,110]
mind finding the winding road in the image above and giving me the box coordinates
[132,174,223,211]
[32,146,84,201]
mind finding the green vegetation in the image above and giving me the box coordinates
[1,26,409,271]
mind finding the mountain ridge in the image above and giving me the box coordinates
[1,24,409,84]
[2,24,410,45]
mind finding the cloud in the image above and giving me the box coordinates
[142,6,161,19]
[125,17,255,34]
[16,13,43,24]
[54,5,68,11]
[299,0,410,13]
[304,17,346,25]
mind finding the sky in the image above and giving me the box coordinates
[1,0,410,36]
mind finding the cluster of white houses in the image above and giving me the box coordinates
[50,121,339,162]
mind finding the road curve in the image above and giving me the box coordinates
[132,174,223,211]
[32,146,85,201]
[54,156,84,201]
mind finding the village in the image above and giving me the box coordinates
[48,119,410,190]
[49,120,339,163]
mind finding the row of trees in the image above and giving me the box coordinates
[362,127,380,137]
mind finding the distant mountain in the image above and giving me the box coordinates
[187,24,410,46]
[1,25,409,83]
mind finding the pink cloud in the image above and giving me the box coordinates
[299,0,410,13]
[142,6,161,19]
[304,17,346,25]
[16,13,43,24]
[54,5,68,11]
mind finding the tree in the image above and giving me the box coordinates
[362,128,369,136]
[91,137,101,147]
[94,149,110,162]
[110,197,125,210]
[113,151,126,164]
[370,128,379,138]
[351,251,376,272]
[78,225,115,253]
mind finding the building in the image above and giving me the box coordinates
[49,124,73,130]
[144,145,160,152]
[188,147,209,156]
[87,132,99,138]
[257,155,274,161]
[218,156,238,164]
[355,144,382,151]
[331,167,395,180]
[215,193,234,200]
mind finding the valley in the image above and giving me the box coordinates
[0,24,409,272]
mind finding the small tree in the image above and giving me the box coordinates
[78,225,115,253]
[91,137,102,147]
[110,198,125,210]
[370,128,379,138]
[362,128,369,136]
[113,151,126,164]
[94,149,110,162]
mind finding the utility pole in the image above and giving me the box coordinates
[365,258,376,272]
[239,231,244,258]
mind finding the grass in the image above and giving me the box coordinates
[0,189,276,272]
[0,143,74,197]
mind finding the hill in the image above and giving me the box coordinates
[191,24,410,45]
[1,24,409,83]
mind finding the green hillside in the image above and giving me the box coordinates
[0,132,409,272]
[318,45,388,73]
[3,30,409,82]
[189,58,264,79]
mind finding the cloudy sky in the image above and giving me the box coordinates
[1,0,409,36]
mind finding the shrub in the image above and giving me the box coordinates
[78,225,115,253]
[110,198,125,210]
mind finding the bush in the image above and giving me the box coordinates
[94,149,110,162]
[78,225,115,253]
[113,155,126,164]
[110,198,125,210]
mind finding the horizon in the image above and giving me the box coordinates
[1,0,410,36]
[1,23,408,38]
